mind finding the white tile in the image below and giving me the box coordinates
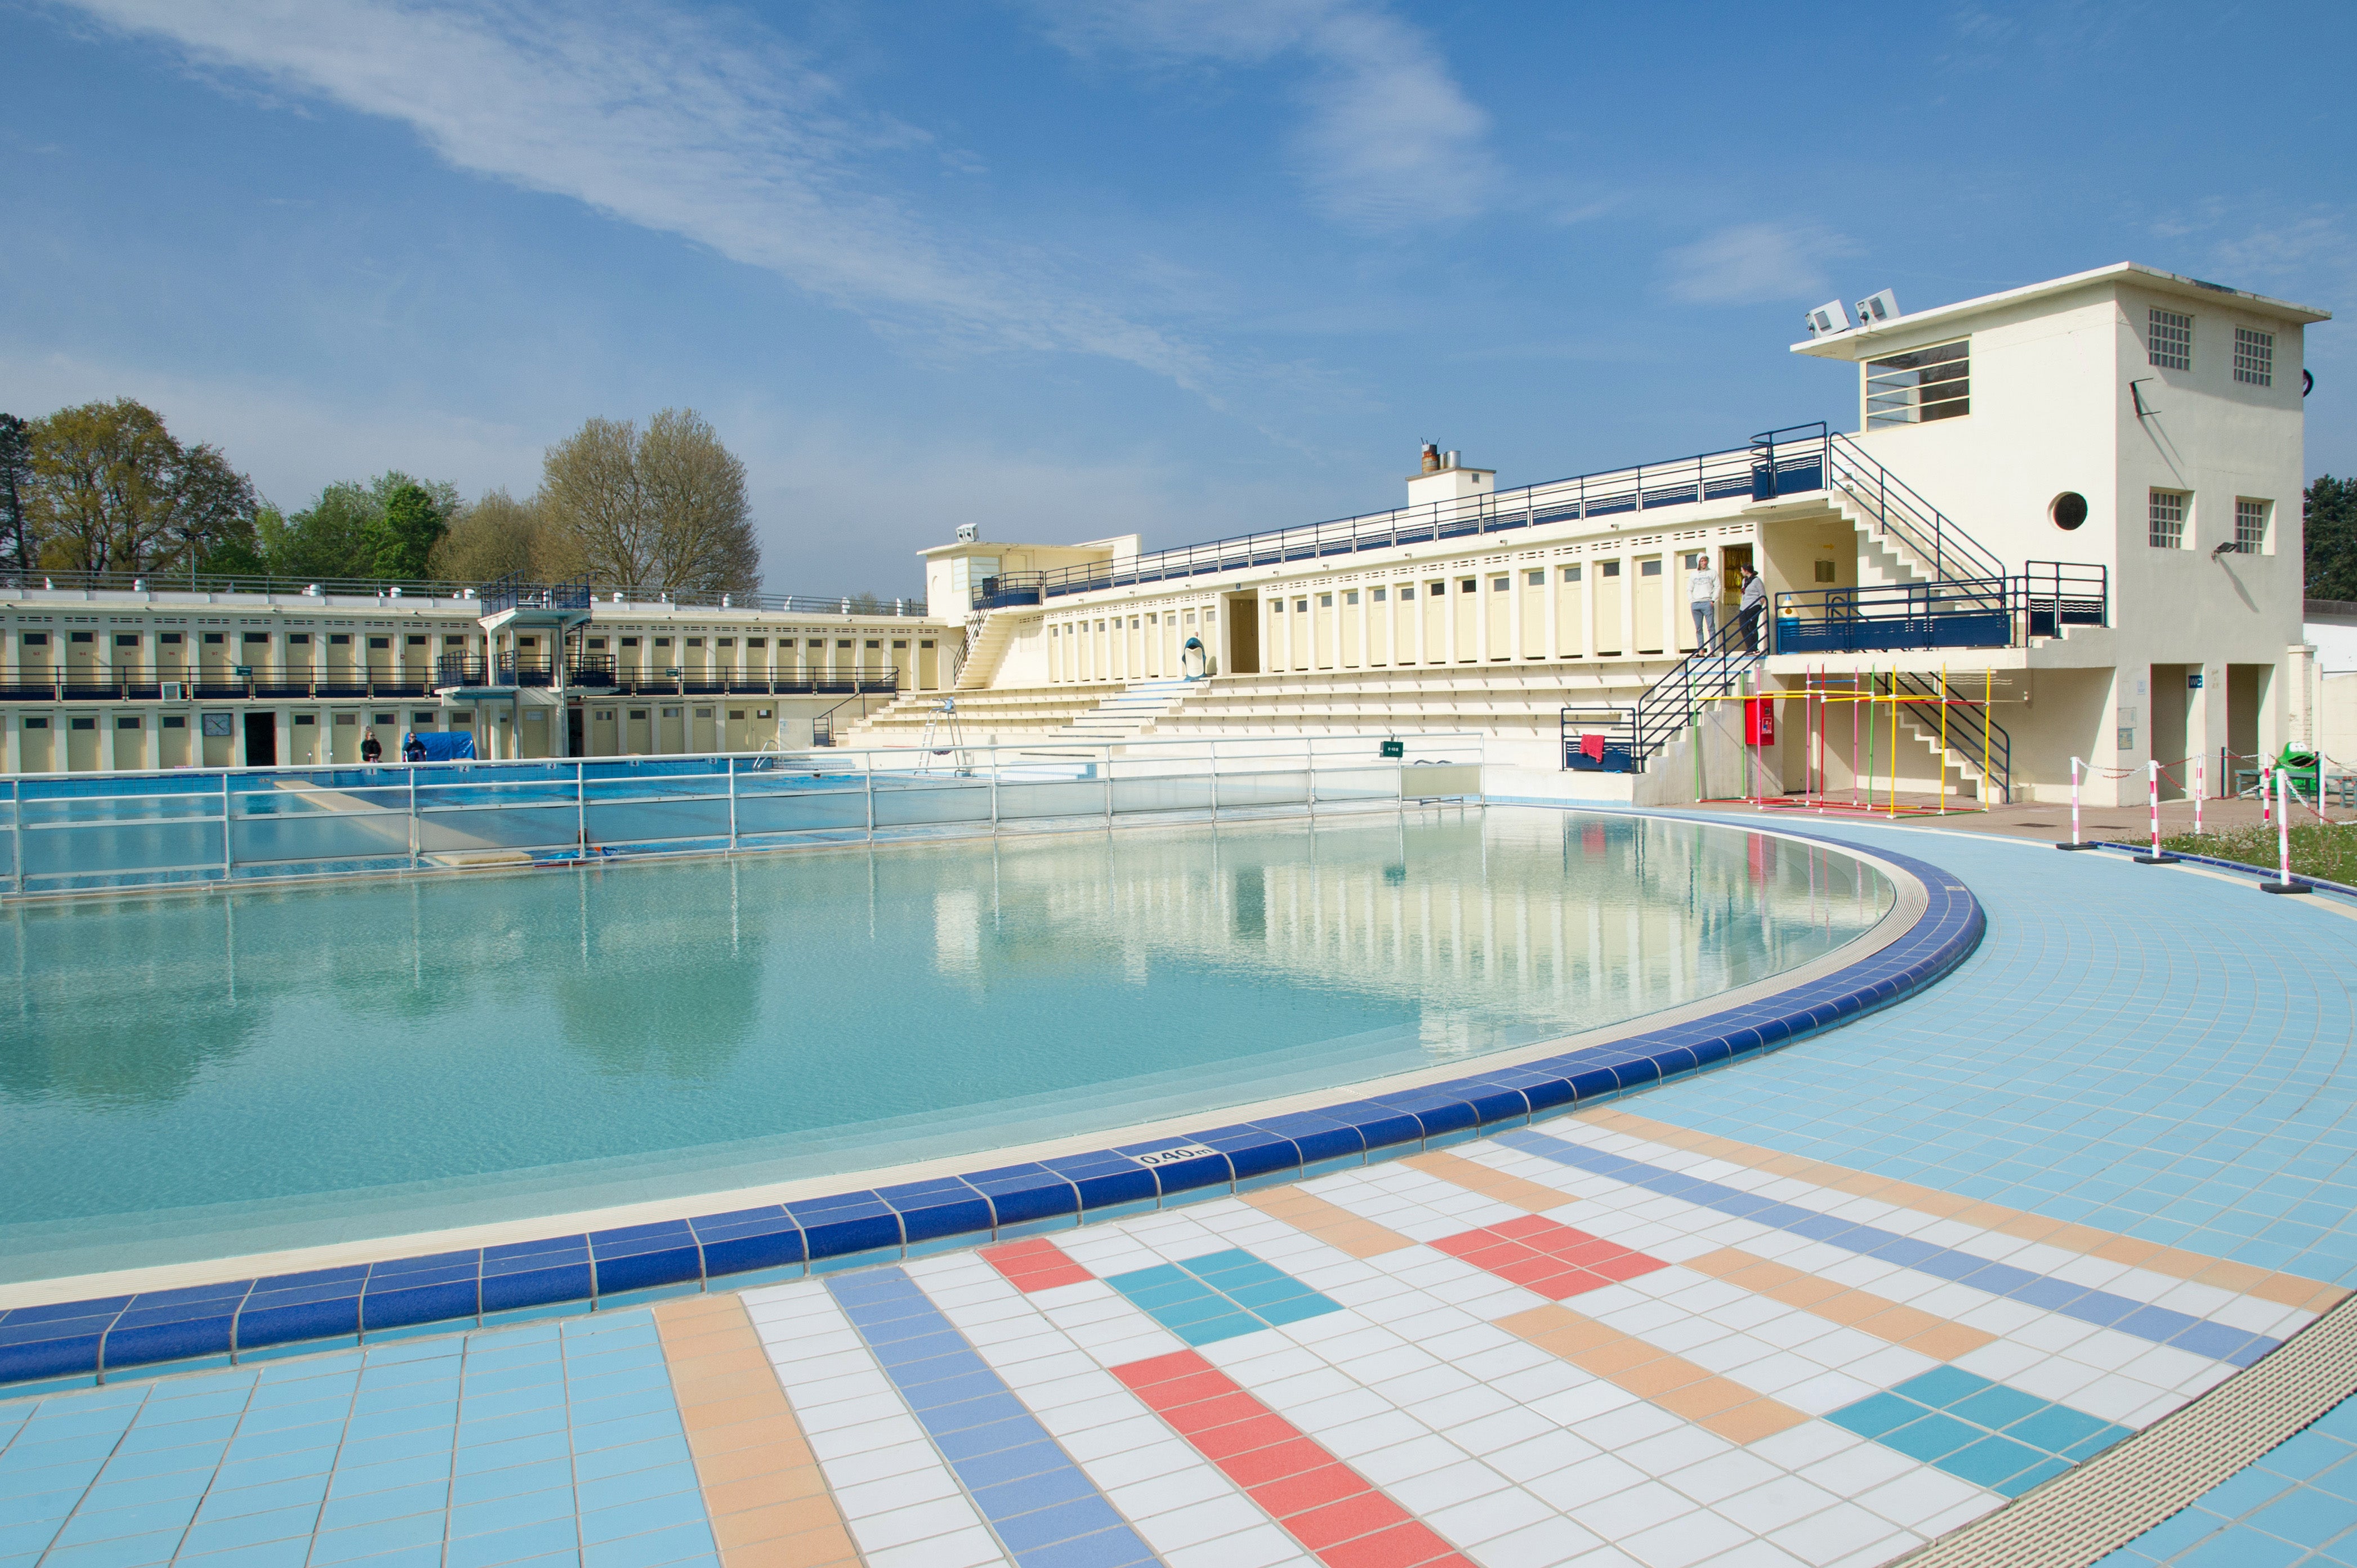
[863,1524,1010,1568]
[1105,1463,1238,1519]
[816,1439,942,1488]
[1528,1381,1641,1428]
[1318,1409,1429,1460]
[1387,1457,1514,1516]
[1352,1433,1474,1486]
[1466,1515,1605,1568]
[1403,1384,1516,1431]
[1765,1500,1907,1563]
[1617,1424,1729,1479]
[1427,1482,1556,1546]
[806,1412,928,1461]
[832,1464,961,1518]
[1487,1429,1604,1486]
[1131,1494,1271,1553]
[1075,1433,1203,1485]
[1286,1387,1395,1433]
[1443,1406,1560,1458]
[1852,1466,1989,1533]
[845,1494,992,1553]
[1713,1473,1843,1535]
[1622,1509,1753,1568]
[796,1391,913,1433]
[1160,1524,1313,1568]
[1744,1423,1863,1472]
[1569,1401,1685,1451]
[1565,1477,1699,1538]
[1660,1449,1782,1507]
[1794,1436,1916,1496]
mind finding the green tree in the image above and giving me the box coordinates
[2307,475,2357,600]
[0,413,29,579]
[539,409,760,594]
[364,481,448,579]
[23,399,259,574]
[427,487,582,583]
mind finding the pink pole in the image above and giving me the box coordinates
[2071,757,2082,845]
[2279,769,2294,886]
[2149,758,2160,857]
[2195,756,2204,837]
[2263,765,2274,828]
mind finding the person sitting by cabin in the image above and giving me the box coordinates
[402,730,428,762]
[360,727,382,763]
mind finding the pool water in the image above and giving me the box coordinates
[0,808,1891,1280]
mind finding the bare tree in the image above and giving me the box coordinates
[427,488,582,583]
[539,409,759,594]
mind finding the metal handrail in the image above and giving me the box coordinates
[1628,618,1764,764]
[1889,671,2012,802]
[983,434,1810,606]
[1822,430,2006,584]
[0,664,903,701]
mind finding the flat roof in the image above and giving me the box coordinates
[1792,262,2331,360]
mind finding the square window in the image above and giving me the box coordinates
[1562,565,1581,582]
[2236,498,2269,553]
[406,635,425,646]
[1601,561,1621,578]
[1640,559,1662,577]
[1318,595,1331,608]
[1490,577,1509,591]
[2234,327,2274,386]
[1344,591,1359,605]
[285,633,310,646]
[654,637,672,647]
[116,716,141,730]
[368,636,389,649]
[1459,579,1477,593]
[1814,559,1838,583]
[2149,489,2188,550]
[162,715,185,729]
[1526,570,1543,586]
[114,633,139,647]
[2149,307,2193,371]
[1372,587,1387,602]
[1399,586,1414,600]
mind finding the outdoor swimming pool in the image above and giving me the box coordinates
[0,808,1892,1282]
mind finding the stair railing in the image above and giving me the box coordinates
[1626,617,1765,766]
[1817,430,2006,586]
[1886,669,2011,802]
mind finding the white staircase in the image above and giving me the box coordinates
[955,610,1020,691]
[1059,678,1195,739]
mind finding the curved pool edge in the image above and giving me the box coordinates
[0,813,1984,1397]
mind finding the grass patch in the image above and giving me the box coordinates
[2159,823,2357,885]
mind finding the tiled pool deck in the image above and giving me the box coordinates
[6,814,2357,1567]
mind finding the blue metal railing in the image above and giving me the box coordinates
[1771,565,2108,655]
[2,569,926,619]
[976,428,1832,609]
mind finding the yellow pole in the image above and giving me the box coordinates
[1887,672,1899,816]
[1983,666,1993,806]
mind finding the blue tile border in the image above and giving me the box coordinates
[0,815,1981,1395]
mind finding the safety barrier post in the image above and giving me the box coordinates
[726,758,738,851]
[2194,756,2204,837]
[2135,758,2177,864]
[2262,766,2273,829]
[2057,756,2097,850]
[2262,767,2310,895]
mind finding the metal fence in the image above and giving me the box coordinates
[0,733,1487,897]
[0,570,928,619]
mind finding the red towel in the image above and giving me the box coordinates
[1582,732,1606,760]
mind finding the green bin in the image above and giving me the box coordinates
[2276,747,2322,796]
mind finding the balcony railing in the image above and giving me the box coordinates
[1771,565,2107,655]
[0,569,926,618]
[0,664,901,702]
[974,425,1832,609]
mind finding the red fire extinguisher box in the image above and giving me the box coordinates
[1744,697,1776,746]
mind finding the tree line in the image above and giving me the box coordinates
[0,400,764,595]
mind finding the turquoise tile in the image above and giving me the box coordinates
[194,1470,333,1522]
[1880,1413,1980,1464]
[581,1518,715,1568]
[578,1489,705,1545]
[178,1534,311,1568]
[326,1450,456,1499]
[446,1516,581,1568]
[1825,1392,1923,1441]
[2007,1403,2114,1455]
[450,1484,578,1539]
[37,1527,185,1568]
[1938,1435,2046,1490]
[315,1476,450,1531]
[2251,1489,2356,1549]
[1948,1386,2048,1434]
[304,1507,447,1565]
[452,1457,574,1507]
[47,1494,200,1546]
[177,1502,324,1556]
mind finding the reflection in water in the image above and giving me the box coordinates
[0,808,1888,1277]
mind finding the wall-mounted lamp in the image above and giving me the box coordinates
[2130,378,2160,418]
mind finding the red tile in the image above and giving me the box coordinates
[1163,1391,1265,1436]
[980,1238,1098,1292]
[1321,1522,1471,1568]
[1113,1348,1211,1391]
[1195,1412,1300,1460]
[1491,1214,1560,1241]
[1590,1253,1669,1283]
[1214,1435,1331,1487]
[1247,1463,1372,1518]
[1286,1491,1415,1551]
[1141,1369,1241,1411]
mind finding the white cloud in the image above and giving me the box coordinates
[1030,0,1494,230]
[1661,222,1856,306]
[60,0,1211,386]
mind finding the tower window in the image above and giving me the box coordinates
[2148,308,2193,370]
[1865,339,1970,425]
[2236,498,2269,554]
[2149,489,2188,550]
[2234,327,2274,387]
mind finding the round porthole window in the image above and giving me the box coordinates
[2050,492,2089,530]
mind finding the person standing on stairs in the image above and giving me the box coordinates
[1688,555,1717,646]
[1738,566,1767,653]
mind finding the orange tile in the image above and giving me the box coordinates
[1406,1151,1576,1214]
[655,1294,853,1568]
[1900,1321,1999,1360]
[1240,1185,1414,1257]
[1706,1396,1811,1444]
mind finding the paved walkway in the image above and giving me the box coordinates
[3,817,2354,1567]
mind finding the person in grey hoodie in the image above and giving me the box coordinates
[1688,555,1717,645]
[1738,566,1768,652]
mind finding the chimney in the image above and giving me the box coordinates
[1420,440,1441,475]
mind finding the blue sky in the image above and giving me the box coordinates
[3,1,2351,595]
